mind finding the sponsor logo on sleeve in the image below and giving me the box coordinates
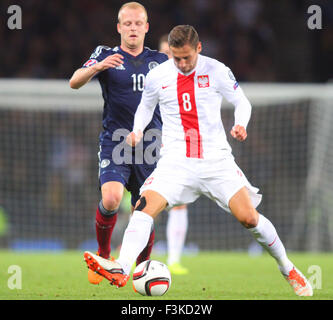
[83,59,98,68]
[228,69,239,90]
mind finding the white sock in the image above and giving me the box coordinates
[167,207,188,265]
[249,214,293,275]
[116,210,153,275]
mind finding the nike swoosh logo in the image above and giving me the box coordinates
[268,236,277,247]
[162,86,169,89]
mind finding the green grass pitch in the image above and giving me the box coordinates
[0,250,332,300]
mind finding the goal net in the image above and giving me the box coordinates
[0,79,332,252]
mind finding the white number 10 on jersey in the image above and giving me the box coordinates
[131,73,145,92]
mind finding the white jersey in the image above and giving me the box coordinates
[133,54,252,159]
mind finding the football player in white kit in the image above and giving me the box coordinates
[84,25,313,296]
[159,34,189,276]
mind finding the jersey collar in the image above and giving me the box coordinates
[118,46,147,59]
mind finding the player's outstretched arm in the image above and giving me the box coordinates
[69,66,99,89]
[215,64,252,142]
[126,68,160,147]
[126,101,156,147]
[69,54,124,89]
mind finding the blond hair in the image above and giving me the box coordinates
[118,2,148,22]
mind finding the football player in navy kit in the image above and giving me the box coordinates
[69,2,167,285]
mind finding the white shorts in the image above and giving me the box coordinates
[140,154,262,213]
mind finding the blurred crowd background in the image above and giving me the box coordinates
[0,0,332,82]
[0,1,332,251]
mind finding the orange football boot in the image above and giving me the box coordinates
[87,252,105,284]
[88,269,104,285]
[284,267,313,296]
[84,251,129,288]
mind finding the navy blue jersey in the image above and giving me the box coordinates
[83,45,168,139]
[82,45,168,200]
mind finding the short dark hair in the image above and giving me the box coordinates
[168,25,199,49]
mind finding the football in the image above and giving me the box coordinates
[132,260,171,296]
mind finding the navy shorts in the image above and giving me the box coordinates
[98,139,159,207]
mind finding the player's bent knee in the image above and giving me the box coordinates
[134,196,155,216]
[102,193,122,211]
[98,200,118,217]
[240,210,259,229]
[134,191,168,218]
